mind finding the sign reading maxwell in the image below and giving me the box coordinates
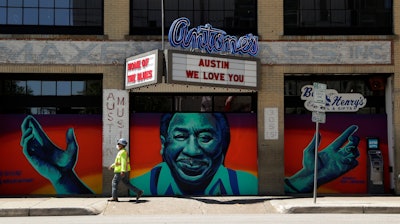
[165,50,259,89]
[125,50,162,89]
[301,85,367,112]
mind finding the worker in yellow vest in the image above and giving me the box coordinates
[108,138,143,202]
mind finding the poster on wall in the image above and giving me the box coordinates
[284,113,389,194]
[129,113,258,196]
[0,114,102,195]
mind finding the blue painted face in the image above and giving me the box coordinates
[161,113,225,186]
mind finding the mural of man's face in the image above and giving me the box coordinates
[161,113,225,187]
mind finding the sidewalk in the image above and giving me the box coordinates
[0,196,400,217]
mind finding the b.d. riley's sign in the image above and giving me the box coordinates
[301,85,367,112]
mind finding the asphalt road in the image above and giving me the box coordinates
[2,214,400,224]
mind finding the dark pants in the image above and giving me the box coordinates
[111,172,142,199]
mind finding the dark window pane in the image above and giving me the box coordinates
[0,8,6,23]
[72,81,85,95]
[39,0,54,8]
[284,0,393,35]
[86,80,101,95]
[131,10,148,27]
[9,0,23,7]
[87,0,102,8]
[55,9,71,25]
[42,81,56,95]
[14,81,27,95]
[131,0,257,36]
[0,75,102,114]
[39,8,54,25]
[149,0,160,10]
[8,8,23,24]
[87,9,102,26]
[1,0,103,35]
[132,0,147,9]
[74,0,86,8]
[73,8,87,25]
[27,80,41,96]
[130,94,255,113]
[175,96,203,112]
[180,0,193,10]
[24,0,38,7]
[55,0,70,8]
[132,95,173,112]
[24,8,39,25]
[57,81,71,96]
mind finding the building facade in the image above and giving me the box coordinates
[0,0,398,196]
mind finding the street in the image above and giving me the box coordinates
[1,214,400,224]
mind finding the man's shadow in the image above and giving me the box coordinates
[119,199,148,204]
[179,196,289,205]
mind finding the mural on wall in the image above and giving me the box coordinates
[129,113,258,196]
[0,114,102,195]
[284,113,389,194]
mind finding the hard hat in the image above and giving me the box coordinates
[117,138,128,146]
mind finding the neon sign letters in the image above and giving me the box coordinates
[168,17,259,56]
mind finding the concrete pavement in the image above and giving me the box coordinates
[0,196,400,217]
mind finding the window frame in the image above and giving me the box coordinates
[0,73,103,114]
[129,0,258,36]
[0,0,104,35]
[130,93,257,113]
[284,0,393,35]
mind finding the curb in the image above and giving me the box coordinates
[0,207,100,217]
[270,203,400,214]
[0,199,107,217]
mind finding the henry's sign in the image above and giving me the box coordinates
[165,50,259,89]
[168,17,259,56]
[125,50,162,89]
[301,85,367,112]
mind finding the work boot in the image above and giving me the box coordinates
[107,197,118,202]
[136,190,144,202]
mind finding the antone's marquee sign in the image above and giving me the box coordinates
[125,18,259,90]
[165,49,259,89]
[168,17,259,56]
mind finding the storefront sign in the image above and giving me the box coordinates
[168,17,259,56]
[264,108,279,140]
[0,40,390,65]
[125,50,162,89]
[165,50,259,89]
[103,89,129,167]
[301,85,367,112]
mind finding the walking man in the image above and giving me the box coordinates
[108,138,143,202]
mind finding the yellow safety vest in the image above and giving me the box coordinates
[112,149,131,173]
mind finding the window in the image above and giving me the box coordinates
[131,93,256,113]
[0,74,102,114]
[284,74,388,114]
[0,0,103,35]
[284,0,393,35]
[130,0,257,36]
